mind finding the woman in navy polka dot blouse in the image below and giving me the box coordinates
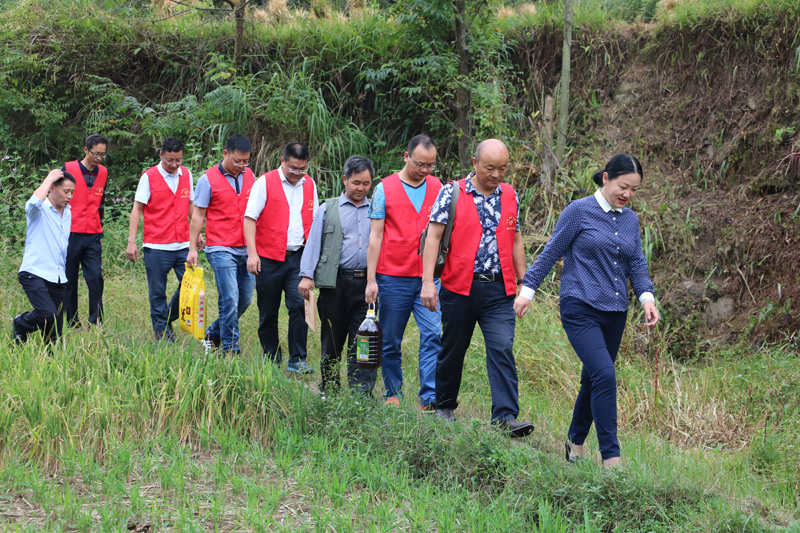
[514,154,660,468]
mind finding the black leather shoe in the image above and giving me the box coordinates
[436,408,456,422]
[565,440,582,463]
[496,418,534,438]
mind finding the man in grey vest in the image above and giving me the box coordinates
[299,155,377,395]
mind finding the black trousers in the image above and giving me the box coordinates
[436,280,519,423]
[318,272,377,395]
[255,251,307,365]
[65,232,104,325]
[17,271,66,343]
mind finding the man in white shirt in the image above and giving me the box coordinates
[244,142,319,373]
[126,137,202,341]
[13,169,75,344]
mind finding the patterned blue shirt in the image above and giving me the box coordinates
[521,190,655,312]
[300,193,371,278]
[429,173,520,274]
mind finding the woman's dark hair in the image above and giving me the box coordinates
[592,154,643,186]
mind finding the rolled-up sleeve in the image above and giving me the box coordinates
[299,202,327,279]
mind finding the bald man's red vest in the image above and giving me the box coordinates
[377,174,442,277]
[64,161,107,234]
[255,169,315,261]
[440,180,518,296]
[142,165,191,244]
[204,165,255,247]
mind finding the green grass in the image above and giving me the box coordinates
[0,218,798,532]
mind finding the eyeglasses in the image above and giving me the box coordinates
[231,158,250,167]
[288,166,308,175]
[90,151,107,160]
[162,158,183,165]
[410,157,436,172]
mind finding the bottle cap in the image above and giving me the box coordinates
[366,303,376,318]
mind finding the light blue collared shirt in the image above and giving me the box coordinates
[300,193,371,279]
[20,194,72,283]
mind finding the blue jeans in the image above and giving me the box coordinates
[436,280,519,422]
[205,251,254,352]
[143,247,187,338]
[560,296,628,460]
[377,274,441,406]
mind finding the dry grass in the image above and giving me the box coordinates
[517,2,537,17]
[267,0,289,24]
[347,0,366,12]
[496,3,516,20]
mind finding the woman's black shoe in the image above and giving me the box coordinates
[565,440,581,464]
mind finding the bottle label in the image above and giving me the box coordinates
[356,336,370,362]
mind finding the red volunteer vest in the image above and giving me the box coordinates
[204,165,255,247]
[255,169,315,261]
[65,160,107,234]
[142,165,191,244]
[440,180,518,296]
[376,174,442,277]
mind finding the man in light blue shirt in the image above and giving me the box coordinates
[13,169,76,343]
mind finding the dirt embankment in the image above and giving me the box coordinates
[513,14,800,355]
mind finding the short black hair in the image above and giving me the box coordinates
[283,142,310,162]
[54,171,76,187]
[84,134,109,150]
[407,134,437,156]
[592,154,644,186]
[225,135,252,155]
[161,137,184,154]
[344,155,375,180]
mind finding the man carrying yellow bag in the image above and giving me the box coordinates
[179,264,206,340]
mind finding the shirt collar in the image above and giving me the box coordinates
[158,162,182,178]
[339,191,369,208]
[218,162,241,180]
[465,172,502,197]
[45,197,70,215]
[278,166,305,186]
[594,189,622,213]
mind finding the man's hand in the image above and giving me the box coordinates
[298,277,314,300]
[197,234,206,250]
[186,249,199,267]
[247,253,261,275]
[420,280,439,312]
[513,296,532,318]
[126,242,138,263]
[643,301,660,327]
[45,169,63,184]
[365,280,379,304]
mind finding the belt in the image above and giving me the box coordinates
[473,272,502,282]
[285,247,304,256]
[339,268,367,278]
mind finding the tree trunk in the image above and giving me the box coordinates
[555,0,574,164]
[233,3,244,68]
[453,0,472,174]
[541,95,555,189]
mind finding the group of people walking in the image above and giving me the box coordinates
[11,132,659,466]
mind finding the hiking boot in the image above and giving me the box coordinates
[12,315,24,344]
[436,408,456,422]
[287,361,314,374]
[494,418,534,438]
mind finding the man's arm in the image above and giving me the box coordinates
[244,217,260,274]
[187,207,207,267]
[32,169,64,201]
[188,201,205,250]
[364,218,385,304]
[512,231,526,286]
[126,201,145,263]
[298,204,327,300]
[420,222,445,312]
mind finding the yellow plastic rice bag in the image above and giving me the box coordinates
[179,263,206,340]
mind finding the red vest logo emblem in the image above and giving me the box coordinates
[180,188,190,198]
[506,215,516,229]
[95,186,104,195]
[307,199,314,210]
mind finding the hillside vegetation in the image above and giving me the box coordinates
[0,0,799,530]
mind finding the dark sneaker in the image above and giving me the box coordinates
[287,361,314,374]
[436,408,456,422]
[12,315,24,344]
[203,332,221,354]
